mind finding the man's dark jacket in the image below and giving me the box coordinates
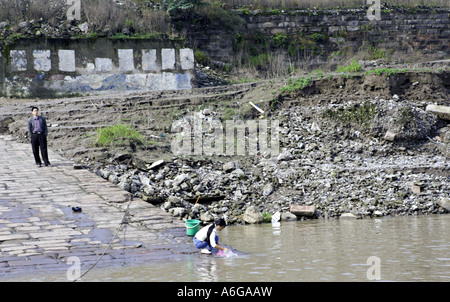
[28,116,48,137]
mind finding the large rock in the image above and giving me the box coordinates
[200,211,215,222]
[0,117,14,134]
[340,213,358,220]
[371,100,439,142]
[148,159,164,170]
[170,207,186,217]
[223,161,238,173]
[437,197,450,212]
[271,211,281,223]
[173,173,189,187]
[243,206,263,224]
[426,104,450,121]
[262,183,274,197]
[166,195,182,205]
[290,205,316,217]
[281,212,297,221]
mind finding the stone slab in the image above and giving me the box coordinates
[290,205,316,217]
[58,49,76,72]
[33,50,51,72]
[161,48,175,70]
[426,104,450,121]
[118,49,134,72]
[10,50,27,72]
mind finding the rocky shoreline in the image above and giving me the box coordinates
[1,63,448,226]
[91,97,450,225]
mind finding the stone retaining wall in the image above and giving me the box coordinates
[185,7,449,64]
[1,38,195,97]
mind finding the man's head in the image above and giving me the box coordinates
[31,106,39,117]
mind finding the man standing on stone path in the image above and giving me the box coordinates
[28,106,50,167]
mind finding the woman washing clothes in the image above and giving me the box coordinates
[193,218,229,254]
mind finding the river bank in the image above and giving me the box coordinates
[91,97,450,225]
[1,67,449,226]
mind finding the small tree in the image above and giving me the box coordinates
[162,0,201,14]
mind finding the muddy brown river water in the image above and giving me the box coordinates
[7,214,449,282]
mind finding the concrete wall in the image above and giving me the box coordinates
[1,38,195,97]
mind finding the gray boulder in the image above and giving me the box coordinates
[243,206,263,224]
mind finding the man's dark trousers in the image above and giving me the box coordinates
[31,132,50,165]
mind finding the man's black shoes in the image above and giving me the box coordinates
[36,163,51,167]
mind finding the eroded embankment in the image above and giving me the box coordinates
[0,69,449,225]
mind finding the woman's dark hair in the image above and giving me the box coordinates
[215,218,226,227]
[206,218,227,248]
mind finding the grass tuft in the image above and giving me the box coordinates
[94,124,144,147]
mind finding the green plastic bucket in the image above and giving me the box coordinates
[185,219,201,236]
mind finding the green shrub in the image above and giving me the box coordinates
[336,59,363,73]
[281,76,313,93]
[366,46,386,60]
[263,212,272,223]
[249,53,270,68]
[309,33,328,42]
[194,49,208,65]
[323,100,376,127]
[365,68,408,76]
[162,0,200,14]
[272,32,289,48]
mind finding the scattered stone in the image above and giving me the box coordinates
[262,183,274,197]
[373,210,383,217]
[78,22,89,33]
[173,173,189,187]
[277,149,293,161]
[410,184,422,194]
[271,211,281,223]
[148,159,164,170]
[281,212,297,221]
[170,207,186,217]
[384,130,396,141]
[310,121,321,133]
[340,213,358,220]
[223,161,238,173]
[4,78,447,226]
[385,174,399,181]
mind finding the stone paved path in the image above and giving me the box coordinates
[0,135,196,280]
